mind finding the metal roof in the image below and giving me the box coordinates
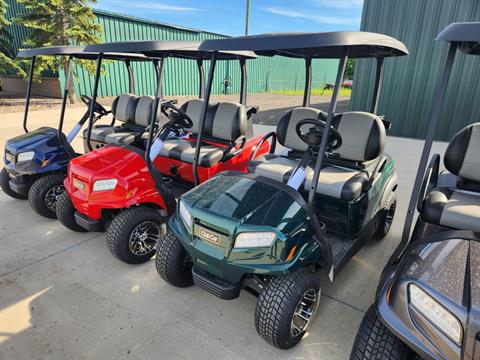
[83,41,257,60]
[199,31,409,59]
[436,22,480,54]
[17,45,157,61]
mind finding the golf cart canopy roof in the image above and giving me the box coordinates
[436,22,480,54]
[83,41,257,60]
[199,31,408,58]
[17,45,157,61]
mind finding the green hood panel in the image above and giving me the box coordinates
[182,174,309,232]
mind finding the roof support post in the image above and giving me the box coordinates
[193,52,217,185]
[125,60,135,94]
[306,49,348,279]
[146,57,165,162]
[391,42,457,263]
[23,56,36,133]
[370,57,384,114]
[197,59,205,98]
[58,56,73,137]
[302,57,312,107]
[240,58,247,105]
[86,53,103,152]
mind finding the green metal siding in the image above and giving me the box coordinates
[4,2,338,99]
[351,0,480,141]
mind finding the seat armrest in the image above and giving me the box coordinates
[246,106,259,119]
[222,135,247,161]
[248,131,277,166]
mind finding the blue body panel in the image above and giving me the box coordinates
[4,127,72,176]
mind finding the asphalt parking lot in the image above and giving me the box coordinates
[0,100,448,359]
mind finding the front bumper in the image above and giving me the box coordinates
[74,211,107,232]
[169,216,309,287]
[8,173,32,195]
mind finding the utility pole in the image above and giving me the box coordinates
[245,0,250,35]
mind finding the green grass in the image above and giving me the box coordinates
[271,86,351,97]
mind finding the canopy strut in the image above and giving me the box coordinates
[58,56,73,137]
[240,58,247,105]
[197,59,205,98]
[86,54,103,152]
[370,57,384,114]
[193,52,218,185]
[302,57,312,107]
[23,56,36,133]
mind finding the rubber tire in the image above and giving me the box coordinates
[106,206,166,264]
[155,229,193,287]
[255,268,321,349]
[56,192,88,232]
[28,173,65,218]
[350,305,412,360]
[0,167,28,199]
[374,192,397,239]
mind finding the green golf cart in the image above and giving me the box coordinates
[155,32,408,349]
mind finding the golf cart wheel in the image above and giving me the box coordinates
[155,229,193,287]
[0,167,28,199]
[56,192,87,232]
[350,305,411,360]
[106,206,166,264]
[28,173,65,218]
[255,268,321,349]
[374,192,397,239]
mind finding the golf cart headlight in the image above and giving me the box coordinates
[92,179,117,192]
[234,232,276,248]
[178,200,192,228]
[409,283,462,343]
[17,151,34,162]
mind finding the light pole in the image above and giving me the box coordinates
[245,0,250,35]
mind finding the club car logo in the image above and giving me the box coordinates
[199,228,220,244]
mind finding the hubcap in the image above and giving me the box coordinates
[128,221,162,256]
[384,202,396,233]
[45,185,64,212]
[290,288,320,337]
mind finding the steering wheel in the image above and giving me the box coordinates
[295,118,342,151]
[161,101,193,130]
[80,95,109,116]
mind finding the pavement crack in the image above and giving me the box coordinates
[322,293,366,314]
[0,234,100,278]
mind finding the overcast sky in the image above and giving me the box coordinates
[94,0,364,36]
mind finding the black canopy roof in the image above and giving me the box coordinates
[436,22,480,55]
[83,40,257,60]
[199,31,408,59]
[17,45,157,61]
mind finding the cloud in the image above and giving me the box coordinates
[97,0,199,12]
[311,0,364,9]
[264,7,360,25]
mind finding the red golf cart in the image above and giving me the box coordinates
[57,41,271,264]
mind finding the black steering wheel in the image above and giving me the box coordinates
[295,118,342,151]
[80,95,109,116]
[161,101,194,130]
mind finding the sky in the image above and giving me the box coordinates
[93,0,364,36]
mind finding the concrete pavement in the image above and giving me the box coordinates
[0,108,448,359]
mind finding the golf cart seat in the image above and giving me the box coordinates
[422,123,480,232]
[84,94,165,147]
[158,101,248,167]
[250,109,386,201]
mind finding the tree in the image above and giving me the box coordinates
[0,0,25,77]
[344,58,355,79]
[15,0,102,102]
